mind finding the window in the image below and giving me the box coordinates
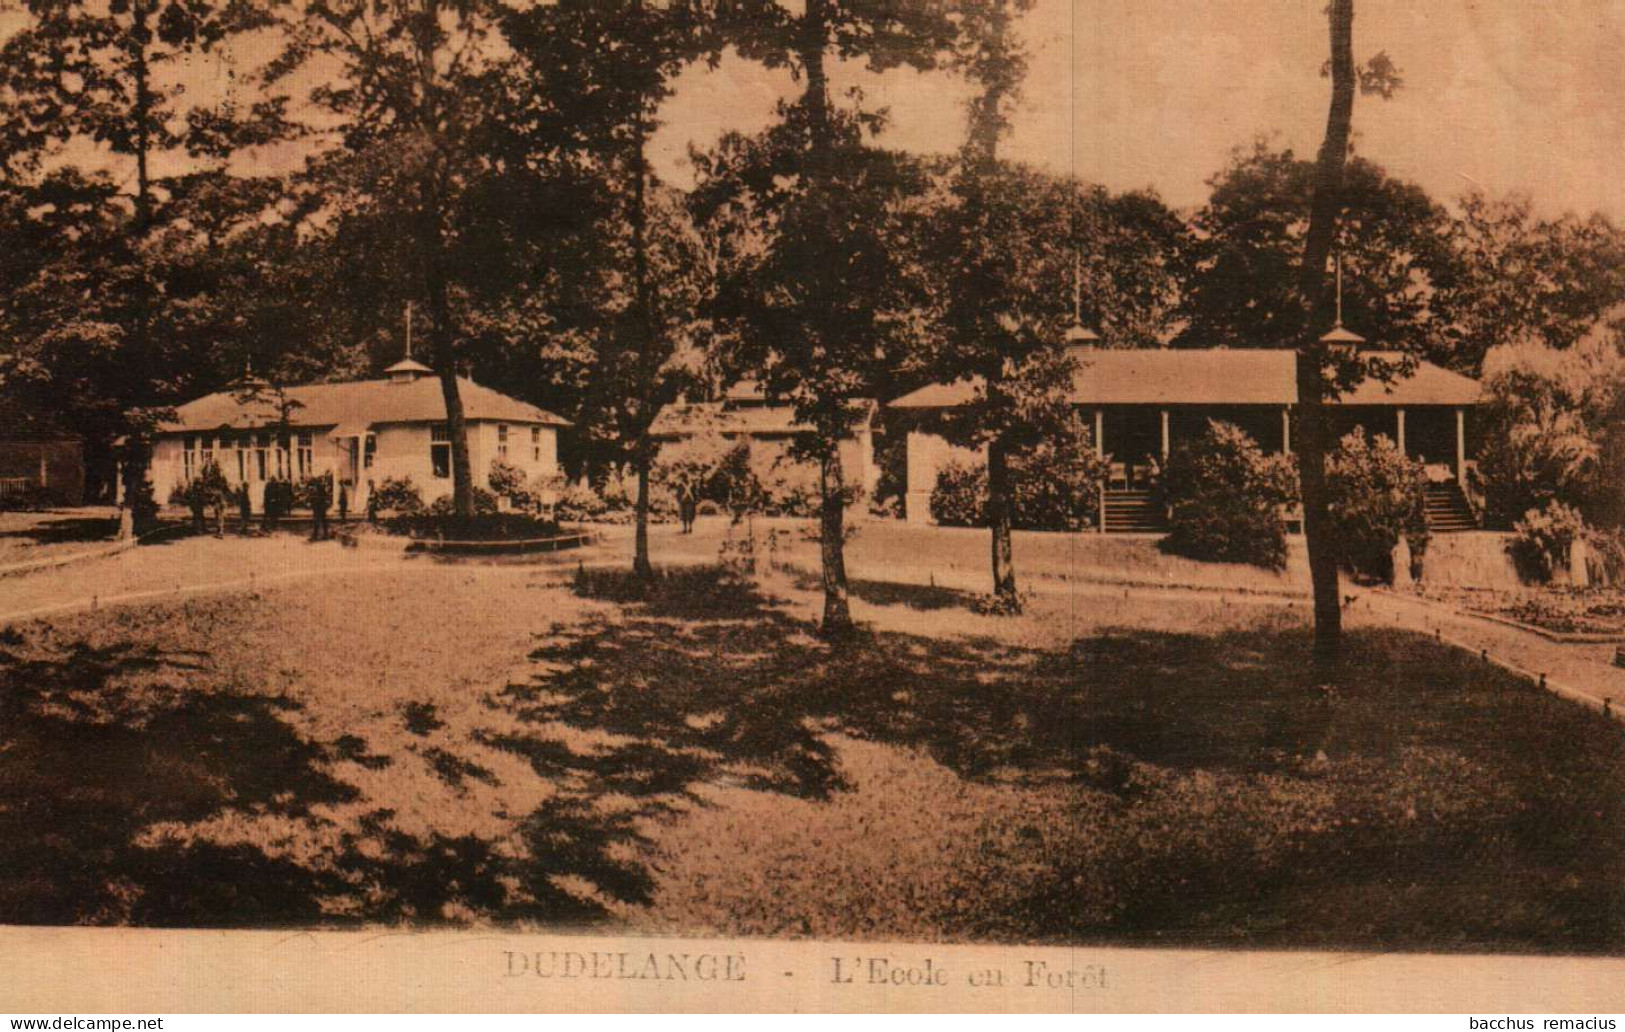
[275,433,290,479]
[297,431,313,478]
[236,438,248,482]
[363,433,377,470]
[255,433,269,480]
[497,424,509,460]
[182,436,196,480]
[430,425,451,479]
[199,436,214,470]
[531,427,542,463]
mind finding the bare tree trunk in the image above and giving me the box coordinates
[798,0,854,636]
[630,47,657,580]
[818,444,853,636]
[1297,0,1357,676]
[122,0,155,539]
[987,437,1019,609]
[634,457,654,579]
[415,0,474,522]
[427,244,475,522]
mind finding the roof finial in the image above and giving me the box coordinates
[1072,251,1083,326]
[1320,249,1366,347]
[1062,250,1100,346]
[1335,251,1344,328]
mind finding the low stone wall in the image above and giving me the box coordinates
[1419,531,1522,591]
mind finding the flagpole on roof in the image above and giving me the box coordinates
[405,302,414,361]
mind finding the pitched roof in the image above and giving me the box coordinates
[650,398,877,438]
[890,348,1481,409]
[158,376,569,434]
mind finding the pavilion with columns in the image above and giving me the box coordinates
[889,320,1483,534]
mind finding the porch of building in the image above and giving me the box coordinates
[1085,402,1478,535]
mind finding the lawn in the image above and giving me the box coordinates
[633,516,1310,596]
[0,509,120,566]
[0,558,1621,953]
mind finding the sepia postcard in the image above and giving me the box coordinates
[2,0,1624,1015]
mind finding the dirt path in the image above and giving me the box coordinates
[0,535,410,624]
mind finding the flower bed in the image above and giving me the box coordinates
[1422,585,1625,637]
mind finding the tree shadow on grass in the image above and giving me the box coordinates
[512,566,1345,796]
[0,638,350,925]
[0,632,660,928]
[0,515,119,546]
[510,565,1625,952]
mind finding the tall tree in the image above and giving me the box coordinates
[694,0,958,636]
[1432,191,1625,374]
[269,0,522,520]
[1295,0,1401,673]
[932,0,1052,610]
[1180,142,1451,356]
[507,0,715,578]
[0,0,277,521]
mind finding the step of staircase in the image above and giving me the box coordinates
[1101,492,1168,534]
[1423,483,1478,533]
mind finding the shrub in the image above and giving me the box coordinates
[425,486,499,517]
[1153,420,1296,570]
[1011,419,1111,531]
[871,431,908,518]
[749,449,822,517]
[1509,500,1587,582]
[930,421,1112,532]
[930,459,986,528]
[487,459,532,509]
[370,476,424,514]
[1324,427,1430,582]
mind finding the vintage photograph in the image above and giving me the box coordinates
[1,0,1624,989]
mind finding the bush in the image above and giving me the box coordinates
[1324,427,1429,583]
[426,486,499,517]
[871,431,908,518]
[488,459,532,509]
[1509,500,1587,582]
[930,459,986,528]
[749,450,822,517]
[370,476,424,514]
[1153,420,1296,570]
[930,421,1111,532]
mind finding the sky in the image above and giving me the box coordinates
[647,0,1625,218]
[9,1,1625,219]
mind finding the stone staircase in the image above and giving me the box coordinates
[1102,489,1168,534]
[1424,482,1478,533]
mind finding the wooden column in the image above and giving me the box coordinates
[1160,409,1170,461]
[1455,406,1467,486]
[1281,407,1292,455]
[1396,407,1407,455]
[1095,408,1106,534]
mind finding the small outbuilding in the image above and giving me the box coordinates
[650,382,880,497]
[0,397,84,506]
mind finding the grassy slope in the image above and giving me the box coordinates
[0,561,1620,952]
